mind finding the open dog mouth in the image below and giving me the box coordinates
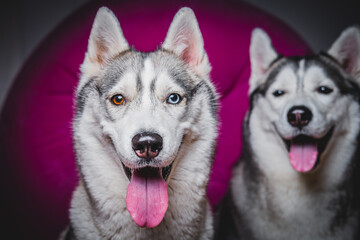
[282,127,334,172]
[122,162,174,182]
[122,161,174,229]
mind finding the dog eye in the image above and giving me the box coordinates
[111,94,125,105]
[272,90,285,97]
[317,86,333,94]
[167,93,182,104]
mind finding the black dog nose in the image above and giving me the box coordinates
[132,132,163,160]
[287,106,312,128]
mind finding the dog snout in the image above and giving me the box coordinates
[132,132,163,161]
[287,106,312,129]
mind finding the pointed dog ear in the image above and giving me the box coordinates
[81,7,129,77]
[162,7,211,78]
[328,26,360,78]
[249,28,278,94]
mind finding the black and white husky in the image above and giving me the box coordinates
[217,27,360,239]
[62,7,218,240]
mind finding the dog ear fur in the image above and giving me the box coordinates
[81,7,129,78]
[249,28,278,94]
[328,26,360,80]
[162,7,211,78]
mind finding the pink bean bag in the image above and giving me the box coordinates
[0,0,310,239]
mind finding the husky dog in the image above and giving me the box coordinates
[216,27,360,239]
[63,6,218,240]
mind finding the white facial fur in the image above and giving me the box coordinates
[263,63,343,140]
[101,58,190,170]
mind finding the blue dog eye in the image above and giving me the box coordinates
[317,86,333,94]
[167,93,182,104]
[272,90,285,97]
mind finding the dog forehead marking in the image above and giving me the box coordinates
[138,57,157,107]
[297,59,306,89]
[141,58,156,86]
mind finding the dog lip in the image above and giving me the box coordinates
[282,127,334,148]
[122,162,132,181]
[121,161,175,182]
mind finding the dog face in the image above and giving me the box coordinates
[249,27,360,172]
[261,58,347,139]
[77,7,213,178]
[101,54,192,172]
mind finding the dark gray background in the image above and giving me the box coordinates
[1,0,360,108]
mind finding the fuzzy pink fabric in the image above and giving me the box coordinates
[0,0,311,239]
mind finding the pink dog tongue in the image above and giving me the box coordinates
[288,141,318,172]
[126,168,168,228]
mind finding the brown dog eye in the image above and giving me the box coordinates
[111,94,125,105]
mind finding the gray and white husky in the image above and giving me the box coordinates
[62,6,218,240]
[216,27,360,239]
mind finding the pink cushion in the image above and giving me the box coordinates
[0,0,311,239]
